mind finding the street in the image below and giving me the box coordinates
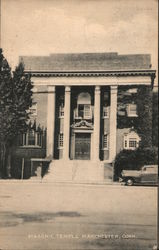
[0,181,157,250]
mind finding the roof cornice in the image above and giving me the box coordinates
[24,70,156,78]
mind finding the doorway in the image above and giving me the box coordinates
[75,133,91,160]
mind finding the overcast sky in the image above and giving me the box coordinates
[1,0,158,72]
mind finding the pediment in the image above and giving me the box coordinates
[71,120,93,129]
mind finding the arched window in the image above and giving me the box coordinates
[77,92,91,105]
[75,92,92,119]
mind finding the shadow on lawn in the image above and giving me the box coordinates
[0,211,82,227]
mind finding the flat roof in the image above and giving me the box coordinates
[20,52,151,72]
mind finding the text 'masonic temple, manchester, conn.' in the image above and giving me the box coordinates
[19,52,156,182]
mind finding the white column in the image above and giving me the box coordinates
[46,85,56,158]
[63,86,71,160]
[109,85,118,162]
[93,86,101,161]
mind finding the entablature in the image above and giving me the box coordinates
[25,69,155,78]
[31,73,154,87]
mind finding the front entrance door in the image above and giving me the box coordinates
[75,133,91,160]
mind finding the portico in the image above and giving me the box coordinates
[46,84,118,163]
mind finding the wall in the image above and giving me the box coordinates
[32,87,48,128]
[116,128,130,154]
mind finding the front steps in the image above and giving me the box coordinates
[43,160,113,183]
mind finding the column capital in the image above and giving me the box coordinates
[65,86,71,92]
[95,86,101,93]
[110,85,118,94]
[47,85,55,93]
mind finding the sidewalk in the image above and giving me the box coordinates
[0,178,122,187]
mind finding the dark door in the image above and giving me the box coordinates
[75,133,91,160]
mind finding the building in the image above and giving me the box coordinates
[16,52,155,182]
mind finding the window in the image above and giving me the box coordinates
[124,140,127,148]
[59,106,64,117]
[127,88,137,94]
[77,104,92,119]
[124,131,141,150]
[103,107,109,118]
[76,92,92,119]
[84,105,91,119]
[58,133,64,148]
[127,104,137,117]
[78,104,84,118]
[29,103,37,116]
[143,167,155,173]
[28,130,35,145]
[21,130,42,147]
[129,138,137,148]
[103,134,109,149]
[37,133,42,146]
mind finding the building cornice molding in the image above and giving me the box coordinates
[25,70,156,78]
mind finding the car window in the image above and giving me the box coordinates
[145,167,157,173]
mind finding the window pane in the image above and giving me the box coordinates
[84,105,91,118]
[130,105,136,111]
[59,133,64,147]
[103,134,108,148]
[129,104,137,115]
[37,133,42,146]
[28,130,35,145]
[59,106,64,117]
[78,104,84,118]
[103,107,109,117]
[129,139,137,148]
[22,133,27,145]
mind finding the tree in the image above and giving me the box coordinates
[114,147,158,180]
[136,86,153,148]
[0,49,33,177]
[0,49,13,177]
[117,85,153,149]
[152,91,158,147]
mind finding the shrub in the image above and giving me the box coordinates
[11,156,31,179]
[114,147,158,180]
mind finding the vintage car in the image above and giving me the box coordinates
[119,165,158,186]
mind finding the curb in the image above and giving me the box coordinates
[0,179,122,186]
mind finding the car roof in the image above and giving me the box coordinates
[143,165,158,168]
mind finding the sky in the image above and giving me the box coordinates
[1,0,158,76]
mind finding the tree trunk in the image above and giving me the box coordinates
[0,142,7,178]
[6,152,11,178]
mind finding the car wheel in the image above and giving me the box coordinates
[126,178,134,186]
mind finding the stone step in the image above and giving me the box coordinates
[72,162,103,181]
[44,160,104,182]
